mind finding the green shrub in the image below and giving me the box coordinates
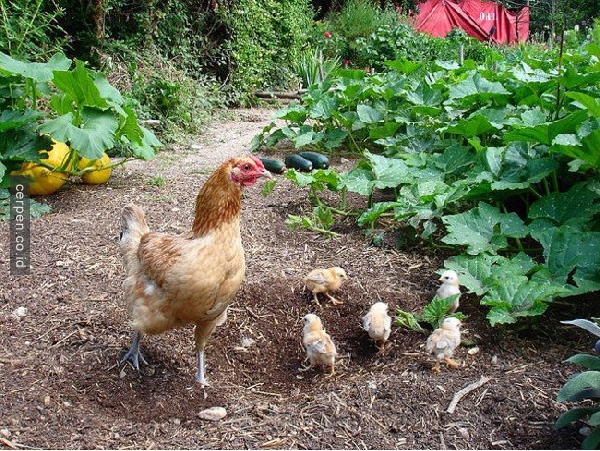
[222,0,315,105]
[0,0,69,61]
[129,48,225,142]
[324,0,400,65]
[356,22,497,71]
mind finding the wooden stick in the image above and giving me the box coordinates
[446,375,491,414]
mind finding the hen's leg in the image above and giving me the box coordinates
[195,349,209,387]
[120,331,148,371]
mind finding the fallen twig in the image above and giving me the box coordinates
[446,375,491,414]
[0,437,31,449]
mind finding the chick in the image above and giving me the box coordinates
[361,302,392,354]
[425,317,462,372]
[436,269,461,313]
[301,313,336,376]
[303,267,348,306]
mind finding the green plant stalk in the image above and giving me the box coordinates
[551,171,559,193]
[528,184,543,199]
[554,28,565,122]
[542,177,551,196]
[34,157,130,176]
[0,1,11,54]
[16,0,43,56]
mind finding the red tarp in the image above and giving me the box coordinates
[414,0,529,44]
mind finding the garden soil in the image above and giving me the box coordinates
[1,108,597,450]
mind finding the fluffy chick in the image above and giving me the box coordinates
[301,313,337,376]
[361,302,392,354]
[436,269,461,313]
[303,267,348,306]
[425,317,462,372]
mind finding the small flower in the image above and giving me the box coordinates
[581,20,587,26]
[344,60,350,68]
[324,31,332,39]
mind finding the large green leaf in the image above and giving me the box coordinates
[357,104,384,123]
[558,371,600,402]
[0,52,70,82]
[567,91,600,117]
[444,253,502,295]
[448,73,510,101]
[39,109,117,159]
[532,225,600,288]
[445,115,496,137]
[0,110,43,132]
[561,319,600,338]
[128,125,159,160]
[528,182,600,225]
[340,168,375,196]
[52,60,109,110]
[481,276,568,326]
[555,407,599,430]
[434,144,475,174]
[565,354,600,371]
[441,202,527,255]
[366,151,411,190]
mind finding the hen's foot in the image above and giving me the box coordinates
[119,331,147,372]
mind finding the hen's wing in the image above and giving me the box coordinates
[137,232,189,287]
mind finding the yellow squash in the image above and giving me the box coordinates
[11,139,72,195]
[78,152,112,185]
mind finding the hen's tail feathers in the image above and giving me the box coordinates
[120,204,150,272]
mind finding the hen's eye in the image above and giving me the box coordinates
[243,163,251,171]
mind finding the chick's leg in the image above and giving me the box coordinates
[120,331,148,371]
[311,293,321,306]
[444,357,459,368]
[325,363,336,378]
[325,293,343,305]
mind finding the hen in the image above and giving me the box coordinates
[303,267,348,306]
[119,156,270,386]
[301,313,337,376]
[436,269,461,314]
[362,301,392,354]
[425,317,462,372]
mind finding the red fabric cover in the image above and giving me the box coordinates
[414,0,529,44]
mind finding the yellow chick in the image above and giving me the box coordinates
[303,267,348,306]
[361,302,392,354]
[436,269,461,313]
[425,317,462,372]
[301,313,336,376]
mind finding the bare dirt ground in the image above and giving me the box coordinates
[0,108,598,450]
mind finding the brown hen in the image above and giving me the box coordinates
[119,156,270,386]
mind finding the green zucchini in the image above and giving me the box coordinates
[298,151,330,169]
[285,154,313,172]
[260,157,286,174]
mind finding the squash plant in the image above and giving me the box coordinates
[253,40,600,326]
[0,51,161,190]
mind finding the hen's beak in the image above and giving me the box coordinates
[260,168,274,180]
